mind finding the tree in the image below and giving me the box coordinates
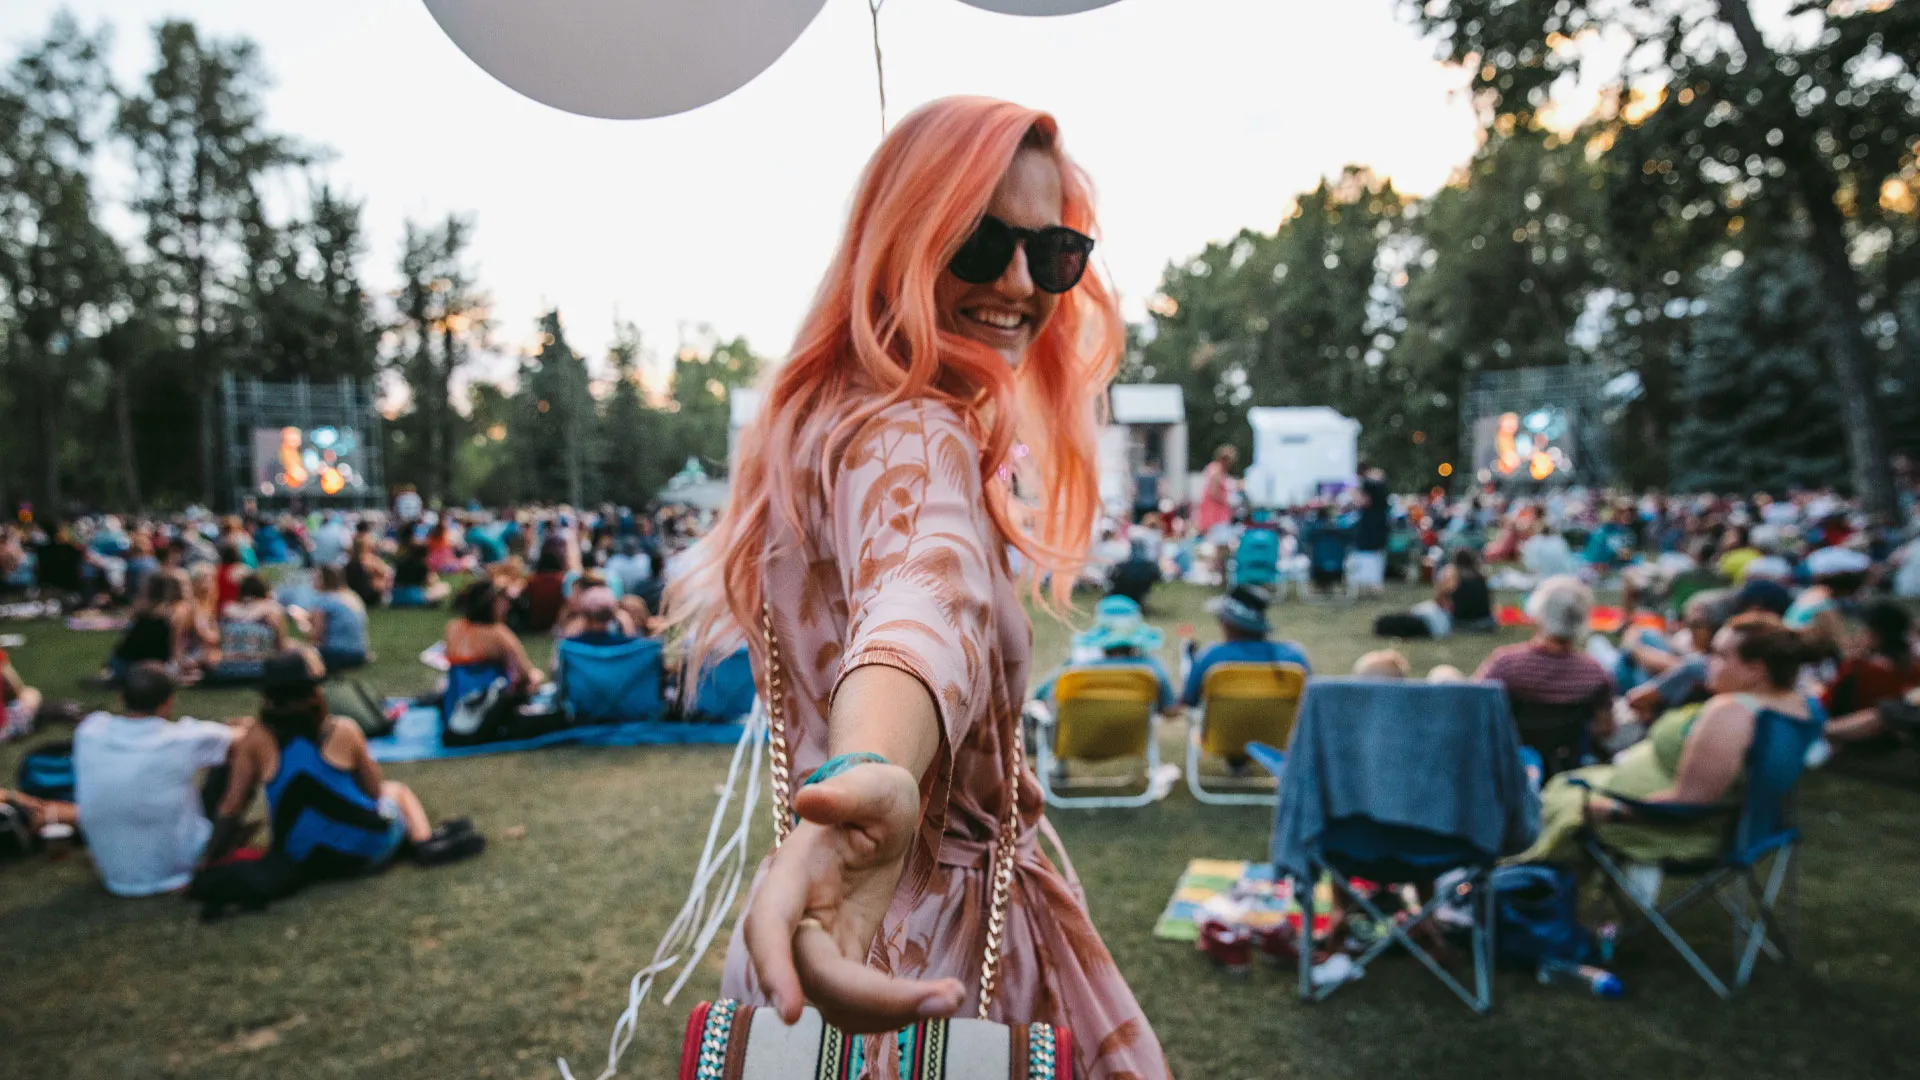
[1133,167,1407,473]
[387,213,487,503]
[1402,0,1915,512]
[0,14,125,510]
[117,19,297,506]
[1673,249,1845,493]
[598,319,659,505]
[1392,132,1611,484]
[517,309,593,506]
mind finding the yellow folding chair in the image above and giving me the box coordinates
[1035,666,1163,809]
[1187,662,1306,805]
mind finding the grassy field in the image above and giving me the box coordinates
[3,582,1917,1080]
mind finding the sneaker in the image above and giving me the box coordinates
[413,825,486,867]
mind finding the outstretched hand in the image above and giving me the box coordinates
[743,762,964,1032]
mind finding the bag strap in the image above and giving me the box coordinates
[762,600,1019,1020]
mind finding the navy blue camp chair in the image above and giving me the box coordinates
[688,645,755,722]
[1258,680,1536,1014]
[556,636,667,725]
[1571,699,1825,998]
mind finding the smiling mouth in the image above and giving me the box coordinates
[963,308,1029,334]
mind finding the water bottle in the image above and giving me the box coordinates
[1537,958,1623,998]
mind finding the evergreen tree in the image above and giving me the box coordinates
[518,309,592,507]
[1672,251,1844,493]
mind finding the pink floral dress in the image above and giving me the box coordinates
[720,397,1168,1080]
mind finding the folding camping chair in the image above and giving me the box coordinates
[686,644,754,722]
[1571,703,1824,999]
[1187,662,1305,806]
[1509,695,1603,781]
[1264,680,1538,1014]
[555,636,667,725]
[1034,665,1163,809]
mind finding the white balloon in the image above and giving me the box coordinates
[952,0,1128,13]
[422,0,828,120]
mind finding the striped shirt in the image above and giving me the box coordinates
[1475,643,1614,709]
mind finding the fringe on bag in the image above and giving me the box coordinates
[558,704,767,1080]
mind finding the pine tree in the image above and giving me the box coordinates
[1672,250,1845,493]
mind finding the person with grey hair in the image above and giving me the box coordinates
[1475,575,1616,754]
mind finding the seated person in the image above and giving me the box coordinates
[1516,613,1825,865]
[603,536,654,598]
[1621,579,1794,726]
[73,663,236,896]
[446,580,545,691]
[2,638,43,742]
[1786,546,1872,662]
[206,574,287,683]
[211,649,478,875]
[1821,602,1920,755]
[109,572,195,683]
[1182,585,1311,774]
[389,537,449,608]
[1182,585,1312,707]
[1476,575,1615,750]
[298,566,371,674]
[1106,539,1163,609]
[1352,649,1412,678]
[1032,595,1175,712]
[560,586,633,647]
[519,547,570,635]
[1409,548,1494,638]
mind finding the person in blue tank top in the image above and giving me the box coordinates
[209,648,482,875]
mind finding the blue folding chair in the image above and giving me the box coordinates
[688,645,755,722]
[1571,700,1826,998]
[556,637,667,725]
[1265,680,1539,1014]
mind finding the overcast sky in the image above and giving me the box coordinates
[2,0,1490,387]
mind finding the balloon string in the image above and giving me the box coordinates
[869,0,888,134]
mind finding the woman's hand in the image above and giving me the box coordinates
[743,762,963,1032]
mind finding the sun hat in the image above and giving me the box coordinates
[1805,546,1871,579]
[1205,584,1273,636]
[1073,595,1164,653]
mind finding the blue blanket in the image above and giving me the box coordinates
[369,701,746,763]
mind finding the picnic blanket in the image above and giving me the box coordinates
[369,699,746,763]
[1153,859,1335,942]
[1495,603,1636,634]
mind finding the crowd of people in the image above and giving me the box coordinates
[0,498,722,907]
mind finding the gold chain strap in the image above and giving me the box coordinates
[759,599,1019,1018]
[762,601,795,849]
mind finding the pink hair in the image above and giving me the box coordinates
[670,96,1123,672]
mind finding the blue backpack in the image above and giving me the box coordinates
[17,741,76,802]
[1234,529,1281,587]
[1489,864,1598,968]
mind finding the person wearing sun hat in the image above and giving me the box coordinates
[1787,544,1874,660]
[1179,584,1312,710]
[1032,595,1175,713]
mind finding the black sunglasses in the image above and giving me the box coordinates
[948,215,1095,294]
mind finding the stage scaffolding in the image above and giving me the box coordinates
[220,374,385,511]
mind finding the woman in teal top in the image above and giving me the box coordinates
[1519,612,1825,866]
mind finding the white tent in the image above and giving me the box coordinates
[1101,385,1188,514]
[1243,406,1360,508]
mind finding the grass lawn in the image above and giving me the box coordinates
[3,582,1917,1080]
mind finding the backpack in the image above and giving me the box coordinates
[443,676,516,747]
[1372,613,1433,639]
[16,740,75,802]
[1489,864,1597,969]
[0,798,34,858]
[331,678,396,739]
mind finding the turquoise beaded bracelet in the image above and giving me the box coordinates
[799,751,889,789]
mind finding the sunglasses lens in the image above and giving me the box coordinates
[1029,229,1092,294]
[949,218,1016,285]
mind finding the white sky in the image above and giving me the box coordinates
[2,0,1486,388]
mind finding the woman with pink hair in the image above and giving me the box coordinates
[671,97,1165,1077]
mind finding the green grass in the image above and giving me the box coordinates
[3,583,1917,1080]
